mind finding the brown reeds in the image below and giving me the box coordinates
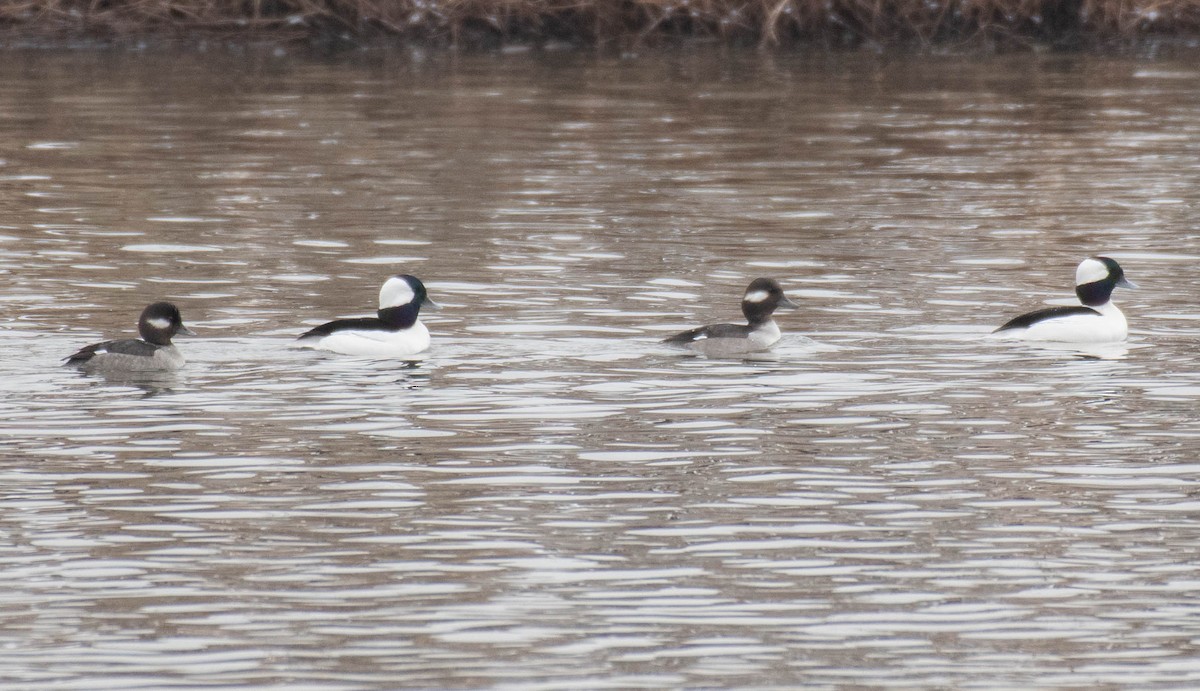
[2,0,1200,46]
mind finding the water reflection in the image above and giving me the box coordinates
[66,366,188,396]
[1,47,1200,687]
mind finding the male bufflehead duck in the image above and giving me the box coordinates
[993,256,1136,343]
[663,277,799,357]
[297,274,441,357]
[65,301,195,373]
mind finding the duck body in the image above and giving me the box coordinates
[298,317,431,357]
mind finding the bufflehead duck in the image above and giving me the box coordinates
[663,277,799,356]
[297,274,441,357]
[65,301,195,372]
[993,256,1136,342]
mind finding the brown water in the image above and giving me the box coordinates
[3,47,1200,687]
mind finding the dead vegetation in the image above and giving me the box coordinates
[2,0,1200,47]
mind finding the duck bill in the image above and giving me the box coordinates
[1117,277,1137,289]
[778,296,800,310]
[177,325,198,337]
[422,298,443,312]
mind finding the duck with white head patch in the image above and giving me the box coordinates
[993,256,1136,343]
[65,301,195,373]
[298,274,441,357]
[663,277,800,357]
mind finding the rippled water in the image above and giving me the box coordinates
[3,47,1200,687]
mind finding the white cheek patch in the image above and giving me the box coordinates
[743,290,770,303]
[379,278,416,309]
[147,317,173,330]
[1076,258,1109,285]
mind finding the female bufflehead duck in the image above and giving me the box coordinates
[65,301,195,372]
[663,277,799,356]
[297,274,441,357]
[993,256,1136,343]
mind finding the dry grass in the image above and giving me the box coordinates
[3,0,1200,46]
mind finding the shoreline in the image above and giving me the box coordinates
[3,1,1200,51]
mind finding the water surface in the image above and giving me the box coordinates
[2,48,1200,688]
